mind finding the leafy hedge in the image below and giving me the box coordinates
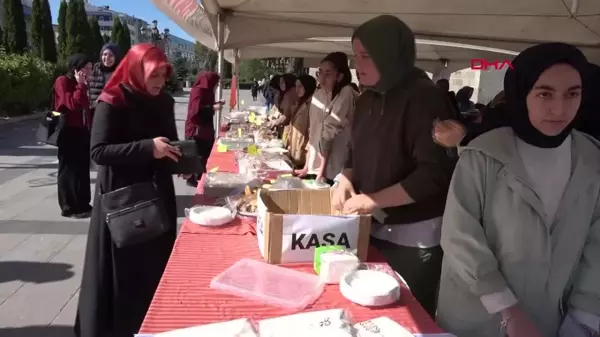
[220,78,254,90]
[0,51,57,116]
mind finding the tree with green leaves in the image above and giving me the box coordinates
[102,34,110,44]
[0,26,4,50]
[240,59,270,82]
[88,17,103,62]
[40,0,57,62]
[173,53,189,80]
[194,41,218,71]
[66,0,91,56]
[30,0,43,57]
[2,0,28,54]
[112,18,131,55]
[110,17,122,44]
[57,0,68,62]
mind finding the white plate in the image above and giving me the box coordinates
[185,206,234,227]
[262,147,288,154]
[340,270,400,307]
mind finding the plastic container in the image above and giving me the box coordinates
[210,258,324,310]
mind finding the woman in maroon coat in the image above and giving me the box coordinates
[185,71,223,187]
[54,54,93,218]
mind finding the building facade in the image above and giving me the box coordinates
[167,34,195,63]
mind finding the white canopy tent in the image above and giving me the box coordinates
[151,0,600,133]
[227,38,523,73]
[153,0,600,64]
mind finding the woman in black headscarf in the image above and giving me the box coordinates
[456,86,475,113]
[434,63,600,148]
[54,54,93,218]
[263,74,280,111]
[437,42,600,337]
[576,63,600,140]
[283,74,317,168]
[267,73,298,139]
[88,44,122,111]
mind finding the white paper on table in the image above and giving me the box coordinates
[259,309,351,337]
[264,159,292,171]
[354,317,413,337]
[281,214,360,263]
[153,318,258,337]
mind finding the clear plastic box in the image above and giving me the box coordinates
[210,258,324,310]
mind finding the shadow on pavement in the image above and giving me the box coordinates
[0,147,58,157]
[176,194,195,218]
[0,261,75,284]
[0,162,57,170]
[0,325,75,337]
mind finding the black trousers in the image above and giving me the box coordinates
[370,237,443,318]
[57,127,91,215]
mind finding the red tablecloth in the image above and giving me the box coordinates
[139,146,444,335]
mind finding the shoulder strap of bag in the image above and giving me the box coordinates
[48,84,56,111]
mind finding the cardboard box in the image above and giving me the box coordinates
[257,189,371,264]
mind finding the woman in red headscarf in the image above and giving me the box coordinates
[185,71,222,187]
[74,43,183,337]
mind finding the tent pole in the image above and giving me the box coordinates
[234,48,240,110]
[215,13,225,139]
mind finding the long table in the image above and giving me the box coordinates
[139,146,445,335]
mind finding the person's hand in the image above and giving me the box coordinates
[74,70,87,85]
[213,101,224,112]
[342,194,377,215]
[432,119,467,148]
[293,168,308,178]
[332,175,356,212]
[502,306,543,337]
[152,137,181,162]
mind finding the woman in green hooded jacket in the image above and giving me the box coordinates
[332,15,457,317]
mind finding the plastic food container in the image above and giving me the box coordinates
[339,270,400,307]
[218,137,255,150]
[210,258,324,310]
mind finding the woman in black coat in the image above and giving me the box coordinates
[74,43,183,337]
[88,43,121,110]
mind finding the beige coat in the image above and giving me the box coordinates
[283,100,310,168]
[437,127,600,337]
[306,85,356,179]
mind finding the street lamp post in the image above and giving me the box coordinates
[140,20,170,57]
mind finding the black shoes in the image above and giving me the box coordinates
[62,205,93,219]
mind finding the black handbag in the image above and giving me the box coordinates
[159,140,206,175]
[36,86,64,146]
[101,181,169,248]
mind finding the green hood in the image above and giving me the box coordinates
[352,15,417,93]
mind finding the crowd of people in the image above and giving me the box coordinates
[49,11,600,337]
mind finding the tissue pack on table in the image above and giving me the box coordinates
[259,309,357,337]
[256,189,372,264]
[314,247,360,284]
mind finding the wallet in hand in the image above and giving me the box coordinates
[160,140,206,175]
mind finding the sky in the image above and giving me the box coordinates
[48,0,196,42]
